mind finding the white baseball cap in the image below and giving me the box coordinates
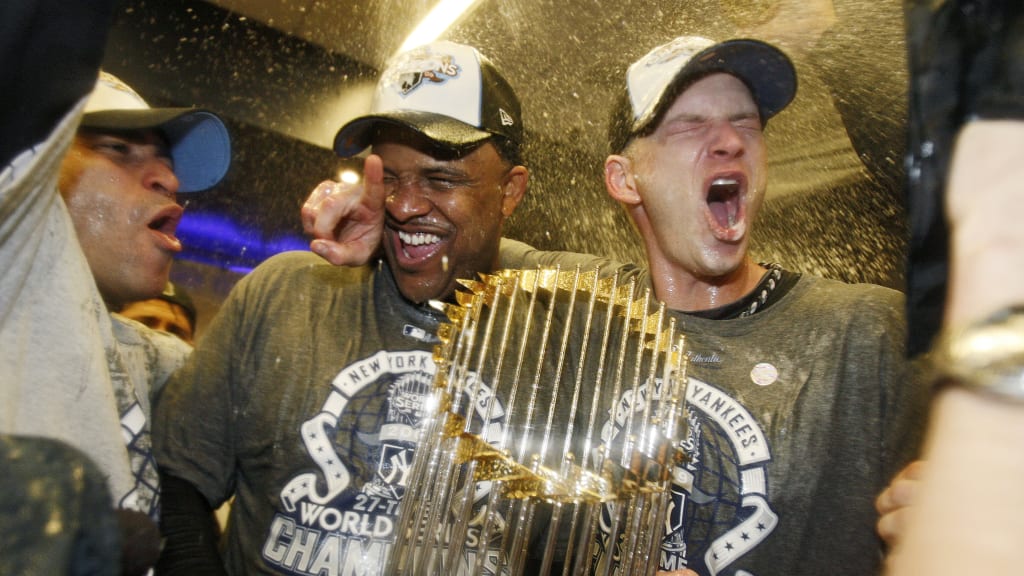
[609,36,797,153]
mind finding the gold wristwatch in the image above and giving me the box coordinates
[930,306,1024,400]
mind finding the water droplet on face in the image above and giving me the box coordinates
[442,255,449,271]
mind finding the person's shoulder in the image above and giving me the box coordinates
[800,274,904,304]
[498,237,630,277]
[796,275,906,326]
[254,250,378,274]
[246,250,374,285]
[233,250,378,310]
[255,250,333,272]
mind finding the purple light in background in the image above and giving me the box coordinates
[177,211,310,274]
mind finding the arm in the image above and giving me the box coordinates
[154,471,227,576]
[153,359,234,574]
[152,276,253,573]
[0,1,113,168]
[885,120,1024,576]
[884,1,1024,570]
[944,121,1024,325]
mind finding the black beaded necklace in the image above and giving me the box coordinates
[689,263,796,320]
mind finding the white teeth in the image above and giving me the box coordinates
[712,178,739,187]
[398,230,441,246]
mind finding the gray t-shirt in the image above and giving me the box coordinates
[155,251,674,575]
[501,240,928,576]
[156,252,507,574]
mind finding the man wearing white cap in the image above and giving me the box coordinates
[497,36,928,576]
[154,40,529,574]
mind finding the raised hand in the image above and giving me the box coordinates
[301,154,387,266]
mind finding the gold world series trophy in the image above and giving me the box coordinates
[388,266,690,575]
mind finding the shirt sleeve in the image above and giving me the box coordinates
[498,237,630,275]
[874,287,931,479]
[0,0,115,168]
[152,278,250,508]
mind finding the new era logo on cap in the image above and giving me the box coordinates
[333,41,523,158]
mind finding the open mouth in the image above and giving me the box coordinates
[397,229,442,261]
[148,205,184,251]
[707,177,742,230]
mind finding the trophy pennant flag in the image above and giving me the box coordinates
[388,265,690,575]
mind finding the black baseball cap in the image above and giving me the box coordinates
[333,41,523,158]
[156,282,197,329]
[609,36,797,153]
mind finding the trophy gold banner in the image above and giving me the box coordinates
[388,266,689,575]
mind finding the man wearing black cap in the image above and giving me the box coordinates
[499,36,927,576]
[153,40,529,574]
[120,281,199,345]
[116,278,203,559]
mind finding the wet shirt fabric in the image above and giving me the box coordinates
[154,252,530,575]
[500,242,928,576]
[0,89,190,522]
[619,275,920,575]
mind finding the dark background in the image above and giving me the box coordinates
[100,0,909,335]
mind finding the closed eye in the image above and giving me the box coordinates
[732,116,763,132]
[661,118,709,136]
[426,176,460,190]
[95,139,133,156]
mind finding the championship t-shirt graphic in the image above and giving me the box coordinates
[263,350,508,575]
[593,377,777,576]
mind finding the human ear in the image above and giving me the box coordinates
[605,154,641,205]
[500,165,528,217]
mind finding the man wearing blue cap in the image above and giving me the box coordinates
[2,65,231,523]
[0,1,231,572]
[62,71,230,312]
[154,40,529,574]
[55,70,230,518]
